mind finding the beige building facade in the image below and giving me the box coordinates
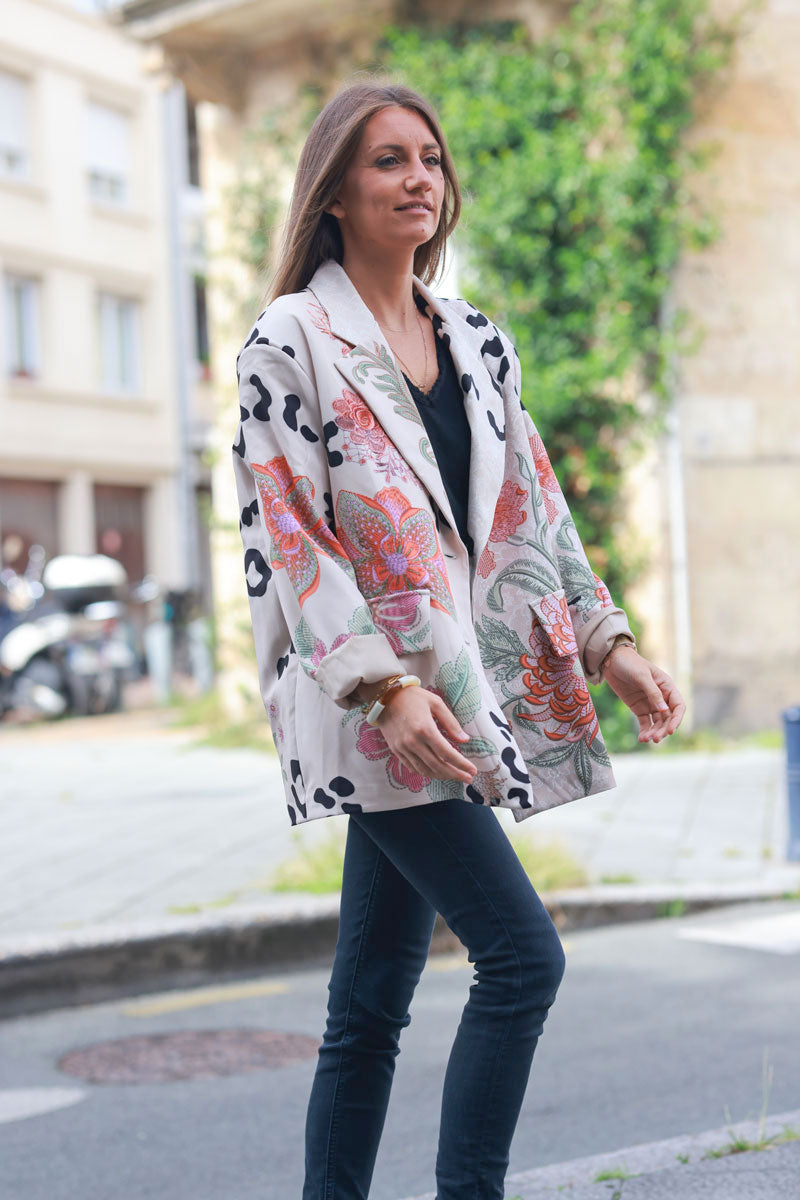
[0,0,214,611]
[118,0,800,733]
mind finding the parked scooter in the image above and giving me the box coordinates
[0,551,137,721]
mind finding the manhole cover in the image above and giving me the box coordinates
[58,1029,320,1085]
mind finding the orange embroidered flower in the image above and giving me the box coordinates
[250,455,350,606]
[336,486,456,617]
[527,429,561,525]
[518,620,598,744]
[488,480,528,543]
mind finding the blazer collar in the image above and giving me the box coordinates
[306,259,507,563]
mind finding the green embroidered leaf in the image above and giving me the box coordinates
[526,744,575,769]
[420,435,437,466]
[425,777,464,803]
[475,615,527,682]
[574,739,593,791]
[294,615,317,660]
[459,735,498,758]
[587,737,611,766]
[348,604,376,637]
[554,513,579,552]
[436,648,481,725]
[485,559,560,612]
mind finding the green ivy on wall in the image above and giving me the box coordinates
[373,1,749,746]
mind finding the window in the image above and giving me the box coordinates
[97,292,141,394]
[85,100,131,206]
[0,70,30,181]
[4,273,41,378]
[186,95,201,189]
[192,274,210,373]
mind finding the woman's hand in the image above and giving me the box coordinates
[376,685,478,783]
[601,647,686,744]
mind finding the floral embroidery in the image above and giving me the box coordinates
[477,545,496,579]
[532,592,579,657]
[267,700,284,746]
[348,342,437,467]
[355,718,430,792]
[490,480,529,542]
[518,622,599,744]
[477,480,529,579]
[336,486,456,618]
[308,299,350,355]
[527,427,561,525]
[366,590,433,655]
[592,571,615,608]
[251,455,355,605]
[332,388,415,483]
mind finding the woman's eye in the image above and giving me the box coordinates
[426,155,442,167]
[376,155,399,167]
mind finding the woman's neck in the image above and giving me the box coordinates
[340,252,420,331]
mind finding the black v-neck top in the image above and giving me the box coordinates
[402,323,474,559]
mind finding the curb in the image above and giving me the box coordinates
[398,1108,800,1200]
[0,880,796,1019]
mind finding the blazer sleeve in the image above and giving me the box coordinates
[233,338,404,709]
[510,347,636,685]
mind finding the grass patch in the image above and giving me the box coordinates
[703,1126,798,1159]
[509,836,589,891]
[593,1164,638,1181]
[271,829,347,894]
[168,689,276,753]
[657,898,687,918]
[600,872,638,884]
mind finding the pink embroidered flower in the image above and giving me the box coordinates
[308,299,351,355]
[592,572,614,608]
[332,389,413,482]
[477,544,496,579]
[489,480,528,543]
[355,717,430,792]
[527,429,561,525]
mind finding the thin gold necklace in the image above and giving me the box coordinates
[386,310,431,391]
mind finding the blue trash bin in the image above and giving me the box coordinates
[782,706,800,862]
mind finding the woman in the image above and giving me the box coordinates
[233,81,684,1200]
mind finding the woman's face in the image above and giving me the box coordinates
[327,105,445,261]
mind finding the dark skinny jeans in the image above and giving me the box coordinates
[302,797,567,1200]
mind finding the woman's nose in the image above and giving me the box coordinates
[404,157,433,190]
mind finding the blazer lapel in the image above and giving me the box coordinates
[307,260,507,561]
[412,276,508,561]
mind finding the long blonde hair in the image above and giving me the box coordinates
[268,82,461,301]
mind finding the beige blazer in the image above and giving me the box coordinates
[232,259,634,825]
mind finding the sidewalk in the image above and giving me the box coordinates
[2,709,799,1011]
[400,1109,800,1200]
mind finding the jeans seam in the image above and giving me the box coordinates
[420,809,524,1196]
[322,848,385,1200]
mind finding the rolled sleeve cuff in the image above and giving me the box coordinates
[315,633,404,710]
[579,608,636,685]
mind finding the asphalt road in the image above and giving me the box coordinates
[1,899,798,1200]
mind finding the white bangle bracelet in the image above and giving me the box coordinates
[365,674,421,726]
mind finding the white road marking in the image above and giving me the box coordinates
[678,909,800,955]
[0,1088,87,1126]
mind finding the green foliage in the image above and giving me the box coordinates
[271,829,347,893]
[376,1,743,609]
[509,835,589,890]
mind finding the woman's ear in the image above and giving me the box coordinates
[325,196,345,220]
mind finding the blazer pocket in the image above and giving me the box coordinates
[366,588,434,656]
[527,588,579,657]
